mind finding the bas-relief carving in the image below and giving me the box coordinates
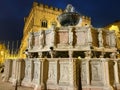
[92,65,100,81]
[75,31,87,45]
[48,63,56,81]
[106,32,110,47]
[33,63,39,79]
[110,31,116,47]
[25,64,30,79]
[91,61,102,81]
[106,31,116,48]
[60,63,69,82]
[58,31,68,44]
[81,62,87,85]
[33,62,41,84]
[25,61,31,79]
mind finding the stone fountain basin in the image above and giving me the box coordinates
[57,12,80,26]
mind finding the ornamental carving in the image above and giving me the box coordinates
[48,63,56,81]
[60,63,69,82]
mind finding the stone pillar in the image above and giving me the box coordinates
[113,60,120,89]
[86,59,90,86]
[32,59,41,85]
[3,59,12,82]
[39,59,45,89]
[9,60,17,85]
[68,59,78,90]
[22,59,34,87]
[101,59,114,90]
[16,59,25,85]
[69,51,73,58]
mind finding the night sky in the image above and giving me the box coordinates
[0,0,120,42]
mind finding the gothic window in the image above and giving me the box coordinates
[41,20,48,28]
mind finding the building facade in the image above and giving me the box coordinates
[104,21,120,50]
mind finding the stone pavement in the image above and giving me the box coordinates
[0,73,33,90]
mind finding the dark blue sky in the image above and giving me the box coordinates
[0,0,120,42]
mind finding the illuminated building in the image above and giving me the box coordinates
[104,20,120,50]
[19,1,91,58]
[0,43,8,64]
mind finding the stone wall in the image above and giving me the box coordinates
[4,58,120,90]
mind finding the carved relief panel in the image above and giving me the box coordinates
[75,30,87,46]
[59,61,69,85]
[24,60,33,82]
[47,61,57,84]
[106,31,116,48]
[81,61,87,85]
[32,60,41,84]
[58,30,68,44]
[90,60,103,86]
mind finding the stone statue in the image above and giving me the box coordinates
[69,28,73,46]
[87,28,92,44]
[39,30,44,49]
[84,51,92,59]
[110,52,117,59]
[65,4,75,12]
[98,29,103,47]
[28,32,34,49]
[50,24,56,47]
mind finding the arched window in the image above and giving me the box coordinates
[41,20,48,28]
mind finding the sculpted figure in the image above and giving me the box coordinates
[69,28,73,45]
[28,32,34,49]
[65,4,75,12]
[39,30,44,49]
[98,29,103,47]
[50,24,56,47]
